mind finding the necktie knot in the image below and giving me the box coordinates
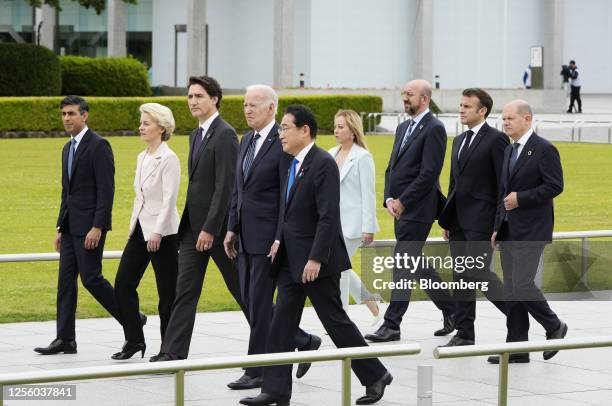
[253,133,261,141]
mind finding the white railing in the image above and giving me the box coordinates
[434,336,612,406]
[0,344,421,406]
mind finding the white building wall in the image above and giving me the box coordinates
[564,0,612,93]
[308,0,414,88]
[151,0,188,87]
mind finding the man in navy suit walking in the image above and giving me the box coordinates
[488,100,567,364]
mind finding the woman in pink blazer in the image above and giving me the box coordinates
[112,103,181,360]
[329,110,383,325]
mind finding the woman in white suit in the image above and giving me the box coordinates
[112,103,181,360]
[328,109,382,324]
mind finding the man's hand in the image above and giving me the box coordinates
[84,227,102,250]
[54,232,62,253]
[385,198,398,218]
[442,229,449,241]
[147,233,162,253]
[267,241,280,263]
[362,233,374,246]
[503,192,519,211]
[393,199,405,217]
[224,231,238,259]
[302,260,321,283]
[196,231,214,252]
[491,232,498,250]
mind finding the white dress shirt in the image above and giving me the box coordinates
[199,111,219,138]
[457,120,486,158]
[71,125,89,151]
[252,120,276,157]
[293,141,315,173]
[512,128,534,159]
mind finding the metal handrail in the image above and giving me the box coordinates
[2,230,610,264]
[0,344,421,406]
[434,336,612,406]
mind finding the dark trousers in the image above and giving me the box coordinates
[498,226,560,342]
[262,267,388,399]
[57,231,120,339]
[161,223,248,358]
[382,219,454,331]
[569,85,582,112]
[238,252,311,378]
[448,228,506,341]
[114,223,178,344]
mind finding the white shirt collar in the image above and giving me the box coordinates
[468,120,486,135]
[199,111,219,135]
[71,125,89,150]
[294,141,315,169]
[254,120,276,139]
[515,128,534,147]
[410,108,430,126]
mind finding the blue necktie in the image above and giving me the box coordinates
[67,138,76,181]
[286,158,299,202]
[400,120,415,151]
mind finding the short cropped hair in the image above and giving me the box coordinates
[139,103,176,141]
[188,76,223,109]
[246,84,278,114]
[285,104,317,139]
[462,88,493,118]
[60,95,89,114]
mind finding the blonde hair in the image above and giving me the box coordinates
[334,109,368,150]
[139,103,176,141]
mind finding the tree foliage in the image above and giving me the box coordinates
[27,0,137,15]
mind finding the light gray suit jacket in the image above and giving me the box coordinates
[328,144,379,239]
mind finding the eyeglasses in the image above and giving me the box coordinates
[278,125,302,134]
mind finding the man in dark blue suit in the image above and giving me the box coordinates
[365,79,455,343]
[224,85,318,390]
[240,105,391,406]
[488,100,567,364]
[437,88,509,347]
[35,96,121,355]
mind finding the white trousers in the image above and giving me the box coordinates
[340,236,374,310]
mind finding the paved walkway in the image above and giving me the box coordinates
[1,299,612,405]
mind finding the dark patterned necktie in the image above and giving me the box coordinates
[509,142,521,173]
[242,133,261,178]
[191,127,204,168]
[458,130,474,166]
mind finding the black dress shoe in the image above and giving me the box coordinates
[487,353,530,364]
[433,313,455,336]
[111,342,146,360]
[140,312,147,326]
[239,392,289,405]
[228,374,263,390]
[150,352,182,362]
[438,335,474,347]
[364,326,400,342]
[34,338,77,355]
[356,371,393,405]
[296,334,321,379]
[543,321,568,360]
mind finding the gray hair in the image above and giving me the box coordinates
[139,103,176,141]
[246,84,278,114]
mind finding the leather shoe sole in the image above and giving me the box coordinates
[487,354,530,364]
[364,331,400,343]
[543,321,568,360]
[296,335,321,379]
[356,372,393,405]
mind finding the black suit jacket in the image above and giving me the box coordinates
[494,133,563,242]
[228,124,292,254]
[438,123,509,234]
[384,111,447,224]
[271,145,351,283]
[57,129,114,236]
[180,115,239,241]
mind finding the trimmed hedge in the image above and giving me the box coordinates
[0,95,382,134]
[60,56,152,97]
[0,44,61,96]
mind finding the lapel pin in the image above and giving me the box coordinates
[419,124,423,131]
[298,170,304,178]
[527,150,533,156]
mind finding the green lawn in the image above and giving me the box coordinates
[0,135,610,323]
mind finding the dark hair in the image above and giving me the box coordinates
[188,76,223,109]
[60,95,89,115]
[462,88,493,118]
[569,60,576,65]
[285,104,317,138]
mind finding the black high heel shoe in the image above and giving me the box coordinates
[111,342,146,360]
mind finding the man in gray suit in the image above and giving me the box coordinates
[152,76,247,362]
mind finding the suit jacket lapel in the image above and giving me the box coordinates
[339,144,359,183]
[62,141,70,189]
[451,132,463,180]
[245,124,279,184]
[458,123,487,173]
[69,129,92,183]
[395,112,432,164]
[509,134,537,181]
[285,146,316,209]
[140,144,164,187]
[189,116,220,178]
[502,143,512,191]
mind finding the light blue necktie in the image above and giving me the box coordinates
[400,120,416,151]
[286,158,299,202]
[67,138,76,181]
